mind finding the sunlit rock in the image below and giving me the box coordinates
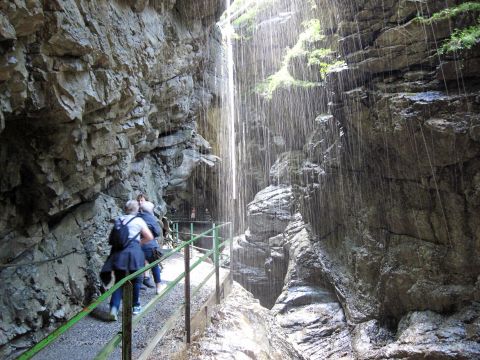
[0,12,16,40]
[233,185,295,307]
[352,304,480,359]
[247,185,294,236]
[184,283,304,360]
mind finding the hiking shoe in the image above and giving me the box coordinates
[143,277,155,288]
[132,306,142,315]
[156,283,167,295]
[107,307,118,321]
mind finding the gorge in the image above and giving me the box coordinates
[1,0,480,359]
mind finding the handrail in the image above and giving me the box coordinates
[174,231,226,239]
[137,254,231,360]
[19,221,232,360]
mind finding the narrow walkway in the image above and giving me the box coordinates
[32,249,229,360]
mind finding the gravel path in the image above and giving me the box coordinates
[33,249,227,360]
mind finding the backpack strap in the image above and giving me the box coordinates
[122,216,142,248]
[123,215,138,226]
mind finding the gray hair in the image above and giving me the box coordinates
[125,200,139,214]
[140,201,155,215]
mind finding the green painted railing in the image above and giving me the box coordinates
[18,221,232,360]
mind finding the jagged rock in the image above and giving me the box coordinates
[128,0,149,12]
[0,194,116,357]
[246,185,294,236]
[168,149,219,190]
[0,0,224,357]
[184,283,304,360]
[0,12,16,40]
[232,0,480,359]
[352,304,480,359]
[0,0,44,37]
[269,151,307,185]
[267,214,354,359]
[175,0,224,20]
[232,185,295,307]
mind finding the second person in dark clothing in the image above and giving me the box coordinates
[139,201,165,295]
[101,200,154,321]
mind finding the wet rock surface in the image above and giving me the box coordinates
[183,282,304,360]
[352,303,480,359]
[232,185,294,307]
[231,0,480,359]
[272,215,354,360]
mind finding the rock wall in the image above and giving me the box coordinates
[0,0,224,358]
[231,0,480,358]
[183,283,304,360]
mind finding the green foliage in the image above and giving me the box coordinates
[231,0,276,36]
[321,60,347,76]
[307,48,333,65]
[430,2,480,21]
[229,0,250,14]
[440,23,480,53]
[417,2,480,23]
[298,19,324,44]
[416,3,480,54]
[254,17,346,98]
[255,68,318,99]
[233,7,257,28]
[306,49,346,77]
[285,20,325,63]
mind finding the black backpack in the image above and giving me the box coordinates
[109,216,139,251]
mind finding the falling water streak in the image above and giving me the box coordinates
[226,5,237,203]
[217,0,238,230]
[419,125,452,248]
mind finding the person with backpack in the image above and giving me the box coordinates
[139,201,166,295]
[100,200,153,321]
[136,193,155,289]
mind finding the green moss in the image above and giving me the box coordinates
[416,3,480,54]
[232,9,256,35]
[298,19,324,44]
[255,17,346,98]
[307,48,333,65]
[285,20,325,63]
[230,0,276,36]
[417,2,480,23]
[430,2,480,21]
[255,67,318,99]
[229,0,250,14]
[325,60,347,72]
[441,23,480,53]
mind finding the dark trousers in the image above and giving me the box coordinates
[143,248,162,284]
[109,270,142,309]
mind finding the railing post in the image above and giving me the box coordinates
[229,222,233,274]
[122,281,133,360]
[213,223,220,304]
[175,222,180,244]
[184,222,192,344]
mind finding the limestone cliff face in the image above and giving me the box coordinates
[0,0,223,357]
[232,0,480,358]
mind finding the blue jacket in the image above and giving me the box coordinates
[138,212,162,250]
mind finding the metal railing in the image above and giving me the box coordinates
[18,221,233,360]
